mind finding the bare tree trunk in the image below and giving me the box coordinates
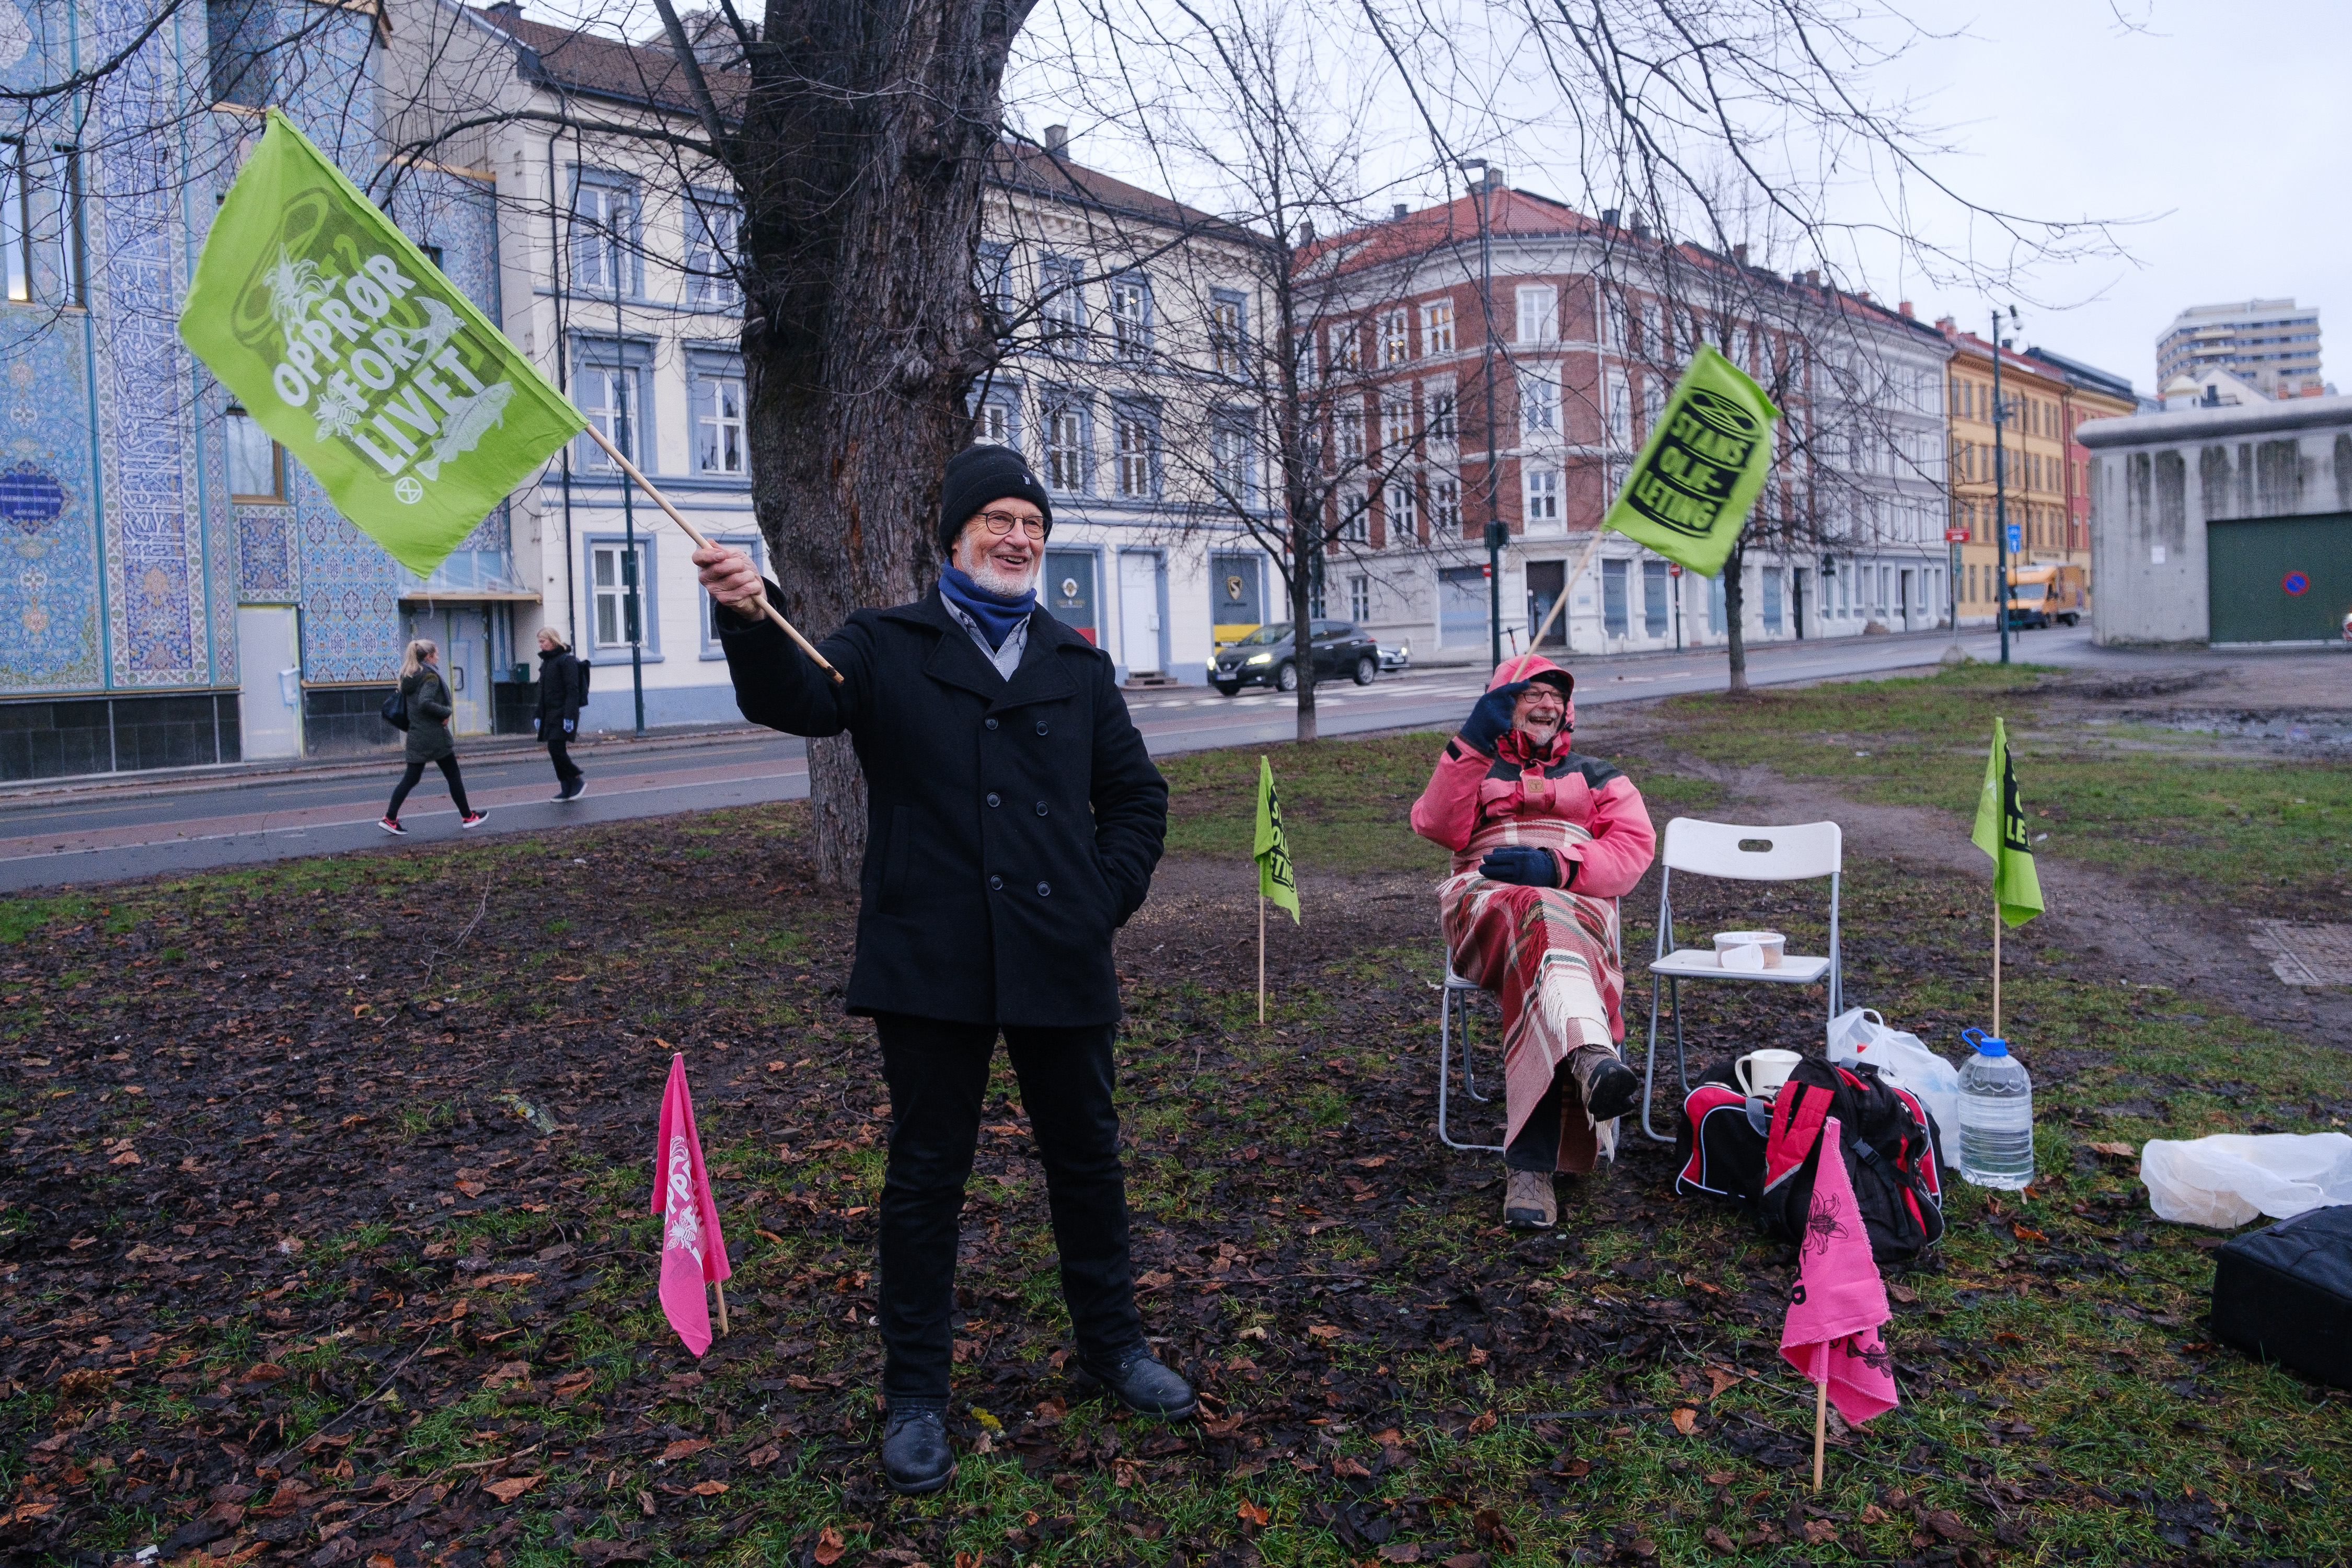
[1290,550,1317,742]
[734,0,1031,887]
[1722,536,1750,694]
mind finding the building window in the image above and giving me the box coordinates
[1606,371,1631,446]
[1600,290,1626,351]
[591,540,651,649]
[1336,490,1368,544]
[693,365,746,475]
[224,407,283,502]
[1348,573,1370,622]
[0,141,26,304]
[1113,404,1158,499]
[1426,387,1456,442]
[701,536,763,648]
[1380,308,1409,366]
[575,350,648,470]
[1210,291,1246,375]
[1643,559,1669,637]
[975,399,1015,449]
[1524,467,1560,524]
[1045,400,1088,492]
[1638,298,1663,358]
[1601,559,1629,636]
[1432,474,1460,533]
[1328,322,1363,374]
[1640,376,1665,440]
[1040,258,1085,354]
[1708,572,1725,632]
[56,147,85,307]
[571,175,636,295]
[1210,413,1253,504]
[1520,368,1558,435]
[207,0,273,108]
[1516,284,1558,344]
[1762,566,1784,633]
[686,196,742,308]
[1338,407,1364,462]
[974,240,1013,322]
[1109,274,1152,361]
[1386,478,1416,541]
[1380,396,1413,454]
[1423,299,1455,354]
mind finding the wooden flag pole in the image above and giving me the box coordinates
[582,423,844,686]
[1812,1376,1828,1493]
[1258,889,1267,1025]
[713,1279,730,1338]
[1524,527,1613,655]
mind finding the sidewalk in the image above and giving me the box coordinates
[0,720,780,807]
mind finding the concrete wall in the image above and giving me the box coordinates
[2080,396,2352,644]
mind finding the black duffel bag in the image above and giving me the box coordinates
[2212,1204,2352,1389]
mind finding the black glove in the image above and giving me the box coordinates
[1460,681,1529,753]
[1478,845,1564,887]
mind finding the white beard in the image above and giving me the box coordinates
[960,553,1040,598]
[1519,718,1564,748]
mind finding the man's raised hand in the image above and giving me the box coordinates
[694,542,767,615]
[1459,681,1529,754]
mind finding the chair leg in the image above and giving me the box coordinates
[1437,985,1500,1153]
[1461,994,1489,1103]
[1672,976,1690,1098]
[1640,970,1674,1143]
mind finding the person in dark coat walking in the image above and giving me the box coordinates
[379,639,488,835]
[533,627,587,801]
[693,444,1187,1496]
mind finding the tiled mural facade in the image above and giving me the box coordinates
[0,0,514,773]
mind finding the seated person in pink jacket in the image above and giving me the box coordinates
[1410,653,1657,1228]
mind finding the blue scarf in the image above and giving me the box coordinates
[938,566,1036,651]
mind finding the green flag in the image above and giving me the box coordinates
[178,110,584,575]
[1970,717,2044,927]
[1600,342,1781,578]
[1253,755,1299,923]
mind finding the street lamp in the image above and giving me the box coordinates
[1462,156,1503,668]
[1990,305,2019,666]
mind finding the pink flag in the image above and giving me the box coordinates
[1780,1116,1900,1424]
[652,1054,732,1357]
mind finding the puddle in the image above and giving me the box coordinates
[2114,711,2352,746]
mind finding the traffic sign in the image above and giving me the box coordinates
[2007,524,2022,552]
[1944,527,1970,543]
[1668,563,1684,577]
[2283,570,2311,596]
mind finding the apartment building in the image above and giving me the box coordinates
[1315,178,1952,662]
[2157,299,2324,400]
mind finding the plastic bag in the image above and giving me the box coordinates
[2138,1133,2352,1228]
[1828,1008,1962,1167]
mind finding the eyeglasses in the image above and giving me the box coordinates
[974,509,1047,541]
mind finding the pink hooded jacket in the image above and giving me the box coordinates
[1408,653,1657,897]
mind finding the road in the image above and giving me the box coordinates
[0,625,2098,892]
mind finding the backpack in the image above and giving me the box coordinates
[1677,1055,1945,1264]
[379,685,410,732]
[574,655,592,700]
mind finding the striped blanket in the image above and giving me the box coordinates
[1439,814,1625,1172]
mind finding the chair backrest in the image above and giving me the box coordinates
[1659,818,1841,882]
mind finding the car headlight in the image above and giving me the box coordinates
[1206,658,1217,672]
[1246,652,1271,665]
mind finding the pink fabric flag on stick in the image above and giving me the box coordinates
[1781,1116,1901,1425]
[652,1054,732,1357]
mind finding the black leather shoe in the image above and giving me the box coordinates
[1584,1057,1642,1121]
[880,1406,954,1495]
[1075,1345,1197,1419]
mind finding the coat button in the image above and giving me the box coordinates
[987,792,1001,807]
[1036,881,1051,896]
[989,874,1003,891]
[1035,800,1048,816]
[1035,720,1049,736]
[985,718,999,730]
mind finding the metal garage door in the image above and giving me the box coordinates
[2207,513,2352,644]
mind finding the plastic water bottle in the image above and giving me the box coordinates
[1957,1029,2034,1189]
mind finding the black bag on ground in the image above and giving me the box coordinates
[2211,1204,2352,1390]
[379,687,410,732]
[1759,1058,1945,1264]
[1675,1056,1768,1207]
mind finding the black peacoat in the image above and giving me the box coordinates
[714,583,1168,1028]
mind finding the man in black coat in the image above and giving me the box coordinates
[693,444,1192,1496]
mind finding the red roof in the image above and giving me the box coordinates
[474,7,747,119]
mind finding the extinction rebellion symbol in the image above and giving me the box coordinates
[394,476,424,505]
[2281,570,2310,596]
[1622,387,1763,538]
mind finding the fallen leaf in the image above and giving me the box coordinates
[1703,1528,1735,1551]
[1703,1472,1733,1486]
[455,1179,487,1198]
[571,1541,652,1566]
[1307,1324,1343,1340]
[2088,1140,2136,1159]
[240,1363,290,1384]
[1704,1366,1741,1399]
[2012,1222,2047,1243]
[483,1475,542,1504]
[1353,1156,1390,1168]
[1801,1519,1839,1545]
[1137,1270,1175,1289]
[1441,1555,1485,1568]
[1237,1501,1271,1528]
[1472,1508,1517,1551]
[1888,1283,1919,1304]
[1859,1504,1887,1524]
[656,1438,711,1463]
[1925,1509,1975,1542]
[688,1481,728,1497]
[813,1527,847,1566]
[1466,1410,1497,1435]
[1377,1547,1421,1564]
[1332,1456,1371,1479]
[1670,1407,1698,1435]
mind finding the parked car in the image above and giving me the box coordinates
[1207,620,1381,695]
[1378,638,1412,672]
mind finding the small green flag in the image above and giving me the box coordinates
[1600,342,1781,579]
[1253,755,1299,923]
[178,109,585,575]
[1970,717,2044,927]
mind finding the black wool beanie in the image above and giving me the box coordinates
[938,444,1053,555]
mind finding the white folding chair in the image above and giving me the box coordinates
[1437,898,1621,1155]
[1639,820,1842,1143]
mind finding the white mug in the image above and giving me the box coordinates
[1734,1048,1804,1100]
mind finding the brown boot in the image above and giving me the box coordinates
[1504,1168,1557,1228]
[1569,1043,1642,1122]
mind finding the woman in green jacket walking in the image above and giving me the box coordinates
[379,639,489,835]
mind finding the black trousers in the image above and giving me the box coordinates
[1505,1060,1573,1172]
[387,755,471,818]
[872,1012,1142,1407]
[546,732,582,783]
